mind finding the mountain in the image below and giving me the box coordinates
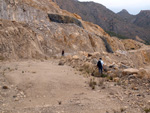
[117,9,135,22]
[54,0,150,43]
[133,10,150,29]
[118,10,150,29]
[55,0,122,31]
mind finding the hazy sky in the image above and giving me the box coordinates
[79,0,150,15]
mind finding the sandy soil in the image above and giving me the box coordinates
[0,59,150,113]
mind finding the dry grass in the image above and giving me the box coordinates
[89,78,97,90]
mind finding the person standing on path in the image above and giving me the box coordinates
[62,50,64,56]
[97,58,104,75]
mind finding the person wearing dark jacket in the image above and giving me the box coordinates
[97,58,104,75]
[62,50,64,56]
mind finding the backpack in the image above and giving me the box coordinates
[97,60,102,68]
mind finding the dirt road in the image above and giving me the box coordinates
[0,60,149,113]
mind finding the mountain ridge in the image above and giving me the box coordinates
[55,0,150,43]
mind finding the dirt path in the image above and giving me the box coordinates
[0,60,149,113]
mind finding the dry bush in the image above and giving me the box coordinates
[91,68,100,77]
[98,78,104,86]
[138,69,148,79]
[144,108,150,113]
[89,78,97,90]
[82,62,95,75]
[0,56,5,61]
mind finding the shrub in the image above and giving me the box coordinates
[98,78,104,86]
[89,78,97,90]
[82,62,95,74]
[144,108,150,113]
[0,56,5,61]
[105,31,129,39]
[101,74,108,78]
[107,76,113,81]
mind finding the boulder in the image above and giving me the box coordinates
[119,64,129,69]
[91,58,98,65]
[103,65,110,72]
[137,68,149,78]
[78,51,88,57]
[58,60,65,66]
[108,64,118,70]
[113,77,120,82]
[122,68,139,75]
[72,55,79,60]
[48,14,83,28]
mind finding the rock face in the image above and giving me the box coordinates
[0,19,44,59]
[0,0,108,59]
[48,14,83,28]
[0,0,49,23]
[123,68,139,75]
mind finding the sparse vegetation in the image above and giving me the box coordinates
[79,68,83,72]
[145,41,150,45]
[32,71,36,74]
[2,86,9,90]
[116,80,122,86]
[120,107,126,112]
[0,56,5,61]
[98,78,104,86]
[105,31,129,39]
[107,76,113,81]
[101,74,108,78]
[89,78,97,90]
[131,84,138,90]
[144,108,150,113]
[2,71,5,75]
[58,101,62,105]
[81,63,95,75]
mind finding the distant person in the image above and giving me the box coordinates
[62,50,64,56]
[97,58,104,75]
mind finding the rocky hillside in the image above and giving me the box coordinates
[0,0,150,68]
[54,0,150,43]
[0,0,107,59]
